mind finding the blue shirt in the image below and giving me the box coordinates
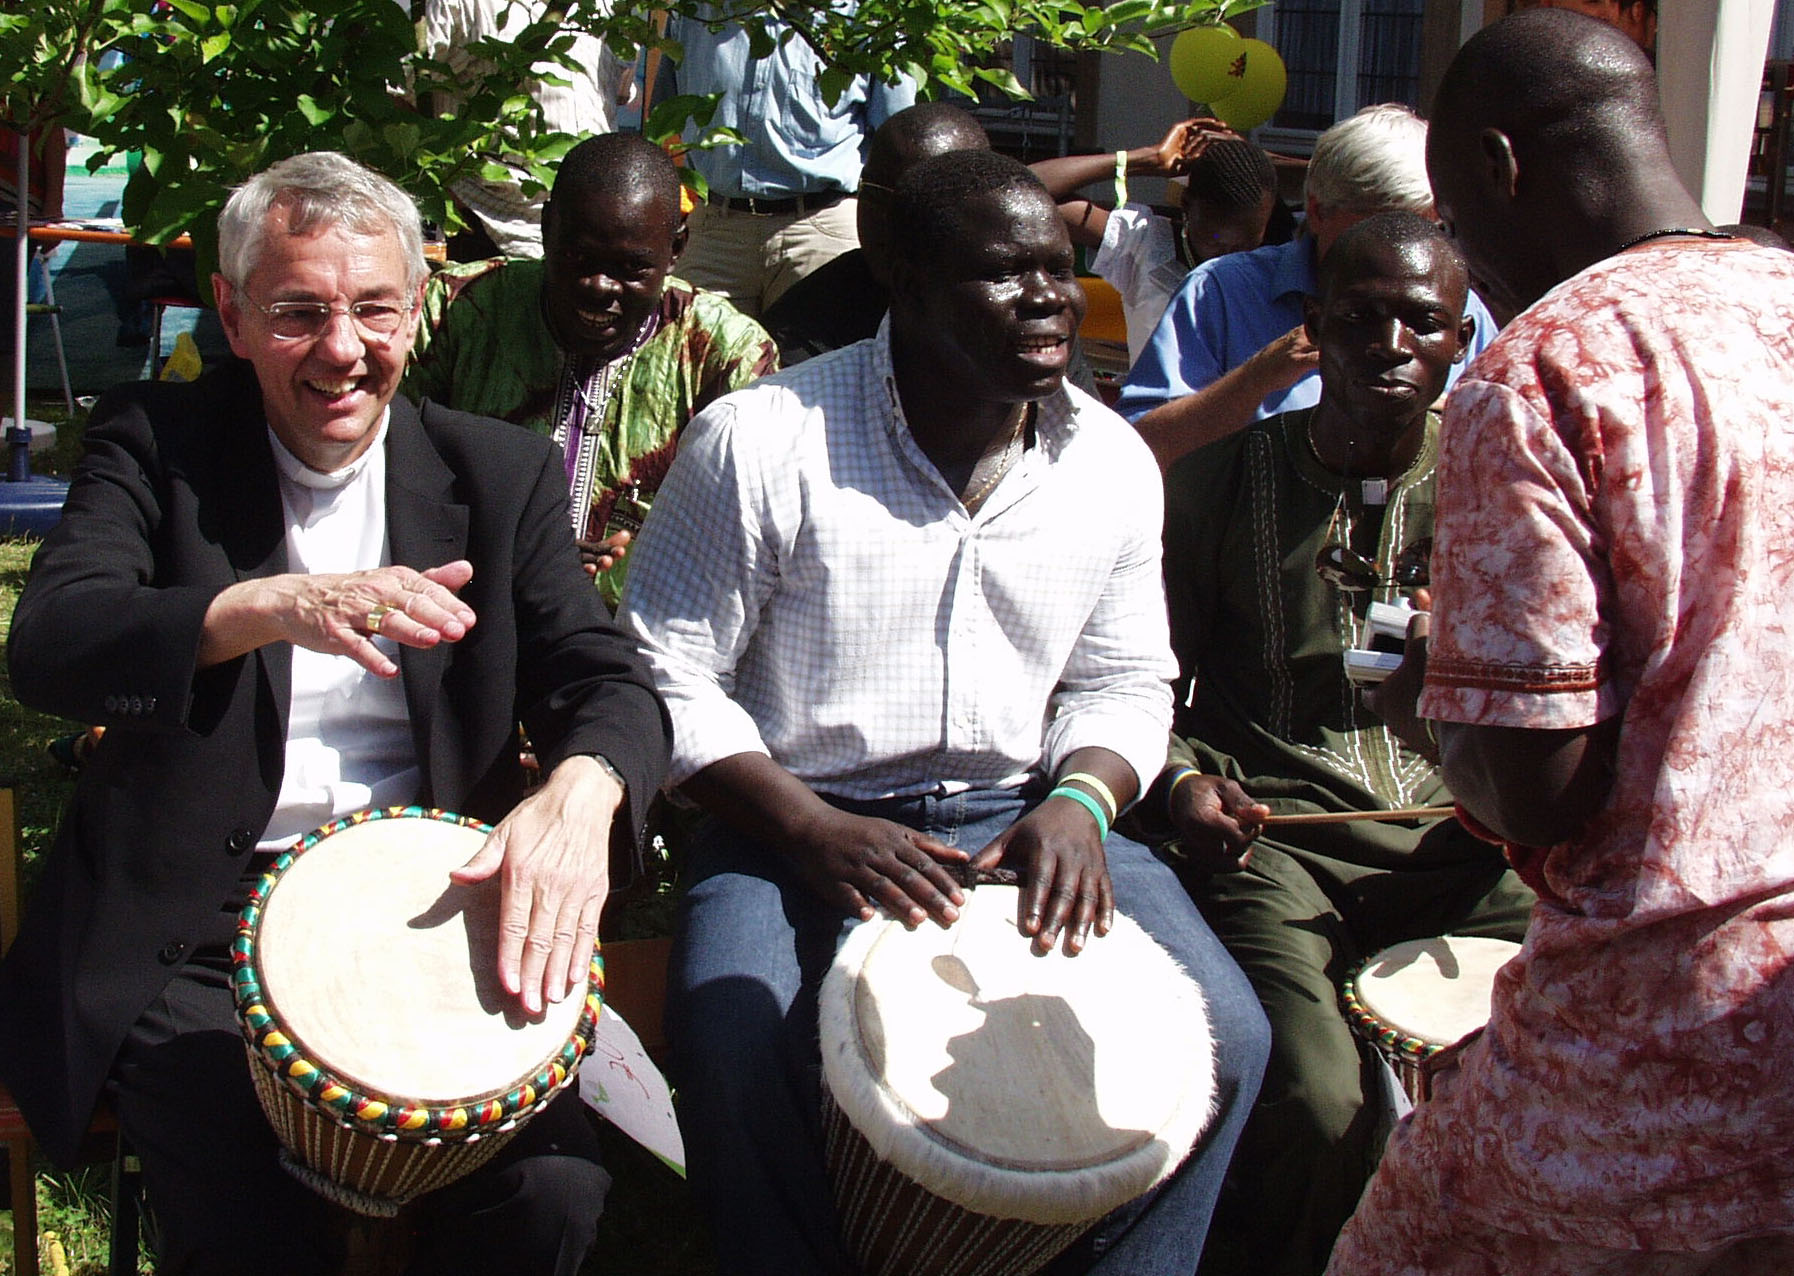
[1115,236,1499,423]
[671,16,917,199]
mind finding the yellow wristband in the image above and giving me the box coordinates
[1057,771,1119,825]
[1113,149,1130,209]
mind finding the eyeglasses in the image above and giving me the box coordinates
[249,298,417,345]
[1315,525,1432,593]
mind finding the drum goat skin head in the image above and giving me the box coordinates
[820,886,1216,1229]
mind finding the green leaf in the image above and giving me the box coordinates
[643,92,722,147]
[817,65,853,110]
[381,121,421,158]
[531,133,579,163]
[200,32,231,63]
[294,94,330,126]
[972,65,1028,99]
[119,162,160,228]
[1104,0,1156,26]
[341,119,375,153]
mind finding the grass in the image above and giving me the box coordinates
[0,395,712,1275]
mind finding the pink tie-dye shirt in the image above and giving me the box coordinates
[1329,240,1794,1269]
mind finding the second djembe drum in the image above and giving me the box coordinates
[819,884,1215,1276]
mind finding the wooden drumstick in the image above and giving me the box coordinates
[1261,805,1456,827]
[946,864,1022,888]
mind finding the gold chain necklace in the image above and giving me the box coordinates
[962,404,1029,511]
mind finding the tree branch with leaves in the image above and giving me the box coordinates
[8,0,1256,267]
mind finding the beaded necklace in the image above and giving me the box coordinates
[550,310,659,538]
[1612,226,1734,254]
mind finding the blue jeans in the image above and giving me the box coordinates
[667,786,1271,1276]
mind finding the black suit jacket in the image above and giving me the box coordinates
[0,360,671,1165]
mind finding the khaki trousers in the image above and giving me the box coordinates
[679,196,860,318]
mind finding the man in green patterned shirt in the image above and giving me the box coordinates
[406,133,779,604]
[1133,213,1533,1276]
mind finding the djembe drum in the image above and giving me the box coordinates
[1341,935,1520,1103]
[819,885,1215,1276]
[231,807,602,1216]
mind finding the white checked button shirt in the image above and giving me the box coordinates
[619,323,1176,799]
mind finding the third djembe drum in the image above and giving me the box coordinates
[1342,935,1521,1103]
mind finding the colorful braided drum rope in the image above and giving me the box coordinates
[1341,935,1520,1104]
[232,807,603,1216]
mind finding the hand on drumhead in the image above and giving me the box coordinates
[451,755,623,1014]
[791,808,968,929]
[1166,773,1267,874]
[971,801,1114,957]
[198,560,478,678]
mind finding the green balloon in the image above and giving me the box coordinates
[1210,39,1287,132]
[1168,25,1241,105]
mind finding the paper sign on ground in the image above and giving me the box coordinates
[578,1004,685,1176]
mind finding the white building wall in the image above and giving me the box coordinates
[1090,34,1202,209]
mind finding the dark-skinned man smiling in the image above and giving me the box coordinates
[405,133,777,606]
[619,149,1269,1276]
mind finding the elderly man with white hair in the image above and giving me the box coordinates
[1117,104,1500,471]
[0,151,670,1275]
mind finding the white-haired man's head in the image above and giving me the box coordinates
[1303,104,1435,259]
[213,151,427,475]
[216,151,427,294]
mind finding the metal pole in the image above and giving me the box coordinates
[13,127,29,440]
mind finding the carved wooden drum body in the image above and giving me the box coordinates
[231,807,602,1216]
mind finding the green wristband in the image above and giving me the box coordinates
[1049,784,1110,842]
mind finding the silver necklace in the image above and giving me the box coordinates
[1306,416,1385,506]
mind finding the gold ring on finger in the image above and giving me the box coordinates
[366,603,395,634]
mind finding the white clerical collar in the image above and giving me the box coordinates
[268,408,391,491]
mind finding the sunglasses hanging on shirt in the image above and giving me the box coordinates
[1314,497,1432,593]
